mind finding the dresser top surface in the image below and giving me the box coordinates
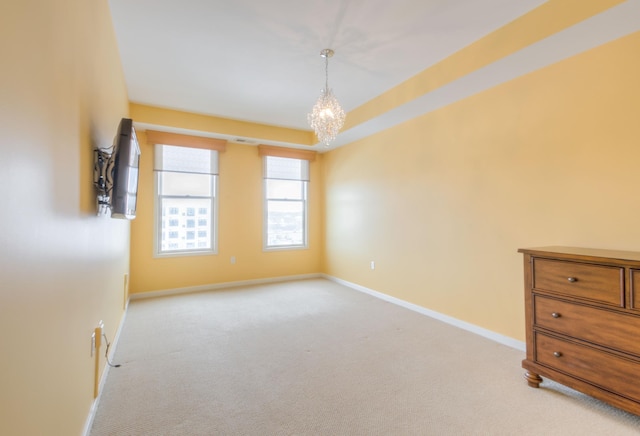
[518,246,640,264]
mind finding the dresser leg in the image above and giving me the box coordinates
[524,371,543,388]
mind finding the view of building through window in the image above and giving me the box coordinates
[160,199,211,251]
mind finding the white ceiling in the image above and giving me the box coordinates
[107,0,640,148]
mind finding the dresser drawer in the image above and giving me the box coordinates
[632,269,640,311]
[532,258,623,306]
[535,332,640,403]
[534,296,640,357]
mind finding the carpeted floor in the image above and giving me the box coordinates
[89,278,640,435]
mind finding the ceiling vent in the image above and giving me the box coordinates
[233,138,257,145]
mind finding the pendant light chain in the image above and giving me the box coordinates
[324,52,329,92]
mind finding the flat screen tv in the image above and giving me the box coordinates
[110,118,140,219]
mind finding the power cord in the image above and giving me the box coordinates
[102,332,122,368]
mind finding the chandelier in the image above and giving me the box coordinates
[307,49,346,147]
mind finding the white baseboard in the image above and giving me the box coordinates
[82,309,129,436]
[129,273,323,301]
[323,274,526,352]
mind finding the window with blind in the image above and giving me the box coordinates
[154,144,218,256]
[264,156,308,249]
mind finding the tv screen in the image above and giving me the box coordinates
[110,118,140,219]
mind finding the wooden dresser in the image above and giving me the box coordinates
[519,246,640,416]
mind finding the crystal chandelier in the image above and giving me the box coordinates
[307,49,345,147]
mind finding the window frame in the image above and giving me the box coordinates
[153,145,219,258]
[263,156,309,251]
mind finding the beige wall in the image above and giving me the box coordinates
[323,30,640,341]
[129,127,324,294]
[0,0,130,434]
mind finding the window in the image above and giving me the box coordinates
[155,144,218,256]
[263,156,308,249]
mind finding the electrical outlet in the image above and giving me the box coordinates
[370,261,375,270]
[92,320,104,357]
[230,256,236,264]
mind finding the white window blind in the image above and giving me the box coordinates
[264,156,309,181]
[154,144,218,174]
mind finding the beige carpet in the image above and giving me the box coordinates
[89,278,640,435]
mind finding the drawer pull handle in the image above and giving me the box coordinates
[551,312,561,318]
[567,277,577,283]
[553,351,563,358]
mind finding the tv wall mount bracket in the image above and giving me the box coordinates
[93,148,114,216]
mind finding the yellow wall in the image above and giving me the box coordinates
[130,129,324,294]
[323,30,640,341]
[0,0,130,434]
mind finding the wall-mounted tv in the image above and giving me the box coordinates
[110,118,140,219]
